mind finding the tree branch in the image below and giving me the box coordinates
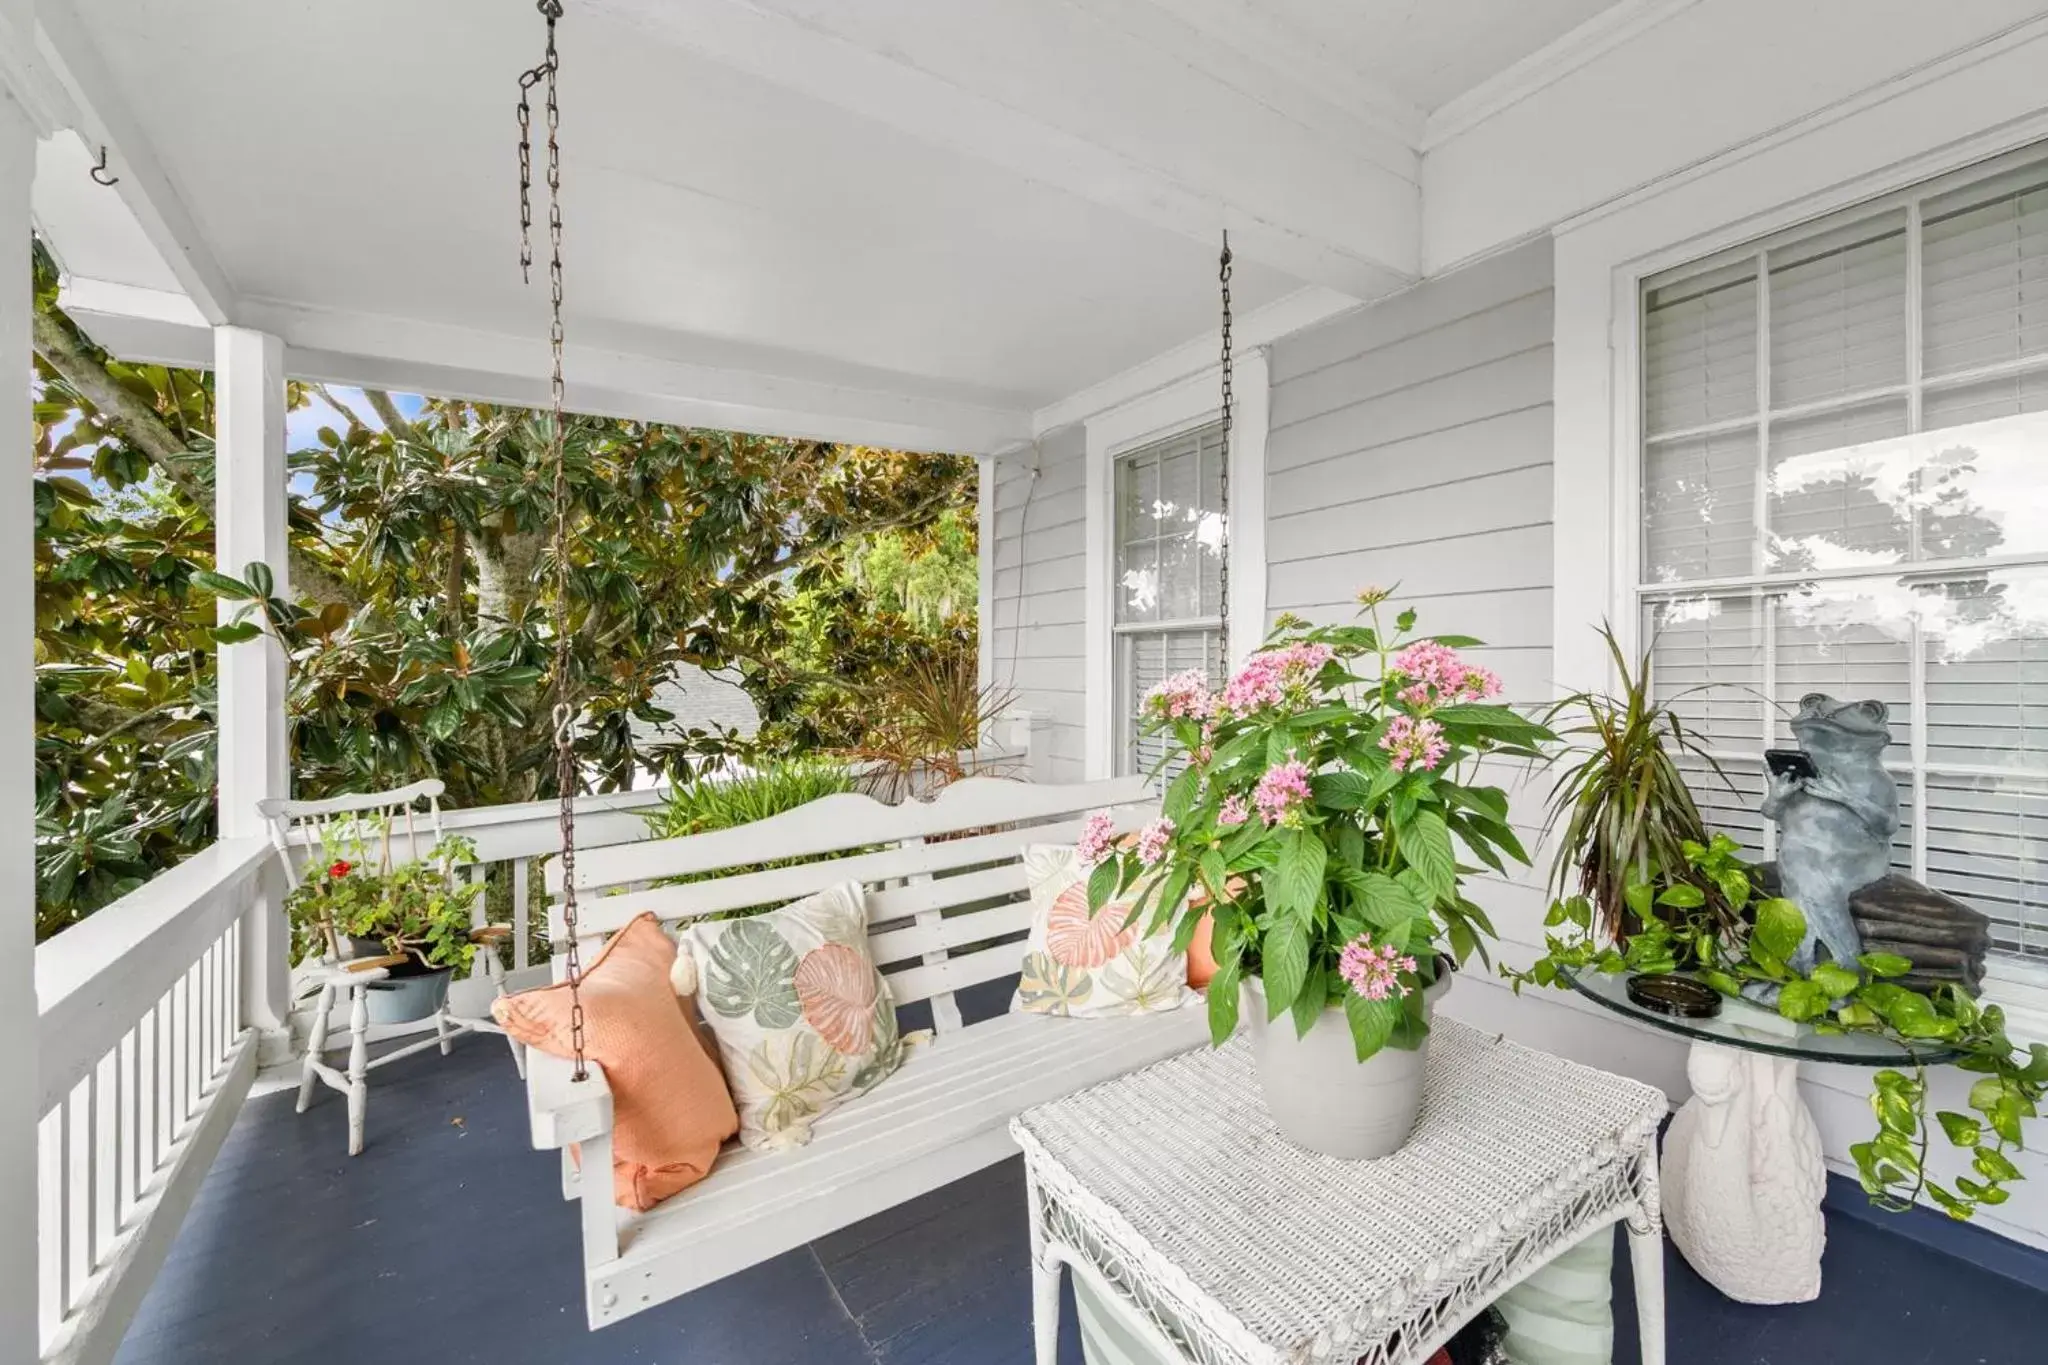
[725,476,971,592]
[312,383,374,434]
[33,298,362,613]
[361,389,417,443]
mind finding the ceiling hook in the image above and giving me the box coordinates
[89,145,120,187]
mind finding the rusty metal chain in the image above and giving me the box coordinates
[517,0,588,1082]
[1217,231,1233,672]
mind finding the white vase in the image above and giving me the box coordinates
[1243,968,1452,1160]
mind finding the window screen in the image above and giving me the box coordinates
[1639,151,2048,956]
[1113,423,1226,777]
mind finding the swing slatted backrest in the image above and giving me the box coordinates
[548,775,1156,1033]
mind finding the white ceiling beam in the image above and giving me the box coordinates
[31,0,239,324]
[576,0,1422,298]
[62,293,1031,456]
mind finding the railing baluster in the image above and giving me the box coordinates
[94,1051,119,1266]
[513,856,532,971]
[120,1026,139,1223]
[138,1006,158,1205]
[38,1107,65,1349]
[66,1078,91,1310]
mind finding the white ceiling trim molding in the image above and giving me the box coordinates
[59,277,207,329]
[578,0,1421,297]
[1420,0,1702,153]
[1032,286,1355,437]
[0,0,73,136]
[31,0,238,325]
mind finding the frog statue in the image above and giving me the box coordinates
[1760,694,1900,973]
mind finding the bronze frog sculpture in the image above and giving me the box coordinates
[1760,694,1900,974]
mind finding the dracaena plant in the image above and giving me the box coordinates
[1085,590,1555,1062]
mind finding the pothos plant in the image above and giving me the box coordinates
[284,820,486,975]
[1085,590,1555,1062]
[1511,832,2048,1220]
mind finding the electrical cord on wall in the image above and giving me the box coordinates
[996,439,1043,697]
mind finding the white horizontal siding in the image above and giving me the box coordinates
[988,425,1089,781]
[1265,235,1563,996]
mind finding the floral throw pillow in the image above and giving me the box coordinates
[681,881,904,1152]
[1010,844,1195,1018]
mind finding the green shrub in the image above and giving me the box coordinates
[645,759,855,841]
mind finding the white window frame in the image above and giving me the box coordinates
[1082,351,1268,780]
[1552,85,2048,1040]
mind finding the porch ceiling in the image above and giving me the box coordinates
[30,0,1622,451]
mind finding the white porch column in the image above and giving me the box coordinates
[213,326,293,1050]
[2,76,45,1362]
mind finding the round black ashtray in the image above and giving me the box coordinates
[1626,974,1722,1019]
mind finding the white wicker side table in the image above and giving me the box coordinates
[1011,1017,1669,1365]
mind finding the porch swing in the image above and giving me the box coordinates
[509,3,1220,1329]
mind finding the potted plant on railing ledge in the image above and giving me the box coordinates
[286,825,487,1025]
[1085,589,1555,1159]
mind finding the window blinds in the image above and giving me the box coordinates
[1113,423,1226,778]
[1640,150,2048,955]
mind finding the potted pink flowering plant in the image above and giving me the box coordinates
[1084,590,1553,1158]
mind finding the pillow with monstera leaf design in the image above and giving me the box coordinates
[1010,844,1195,1018]
[680,881,904,1151]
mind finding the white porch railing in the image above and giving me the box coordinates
[34,836,270,1365]
[29,715,1048,1363]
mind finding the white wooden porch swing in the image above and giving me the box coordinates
[501,1,1230,1328]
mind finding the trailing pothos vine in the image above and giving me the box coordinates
[1508,833,2048,1220]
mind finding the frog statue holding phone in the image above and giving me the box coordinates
[1761,694,1900,974]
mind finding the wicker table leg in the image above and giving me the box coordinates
[1626,1153,1667,1365]
[1025,1162,1062,1365]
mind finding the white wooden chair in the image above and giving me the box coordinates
[261,779,525,1155]
[523,775,1210,1330]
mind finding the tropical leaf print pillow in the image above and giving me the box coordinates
[682,881,904,1151]
[1011,845,1195,1019]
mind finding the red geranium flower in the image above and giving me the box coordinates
[329,860,353,878]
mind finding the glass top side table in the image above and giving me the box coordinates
[1560,966,1957,1306]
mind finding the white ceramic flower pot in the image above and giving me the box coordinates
[1243,967,1452,1160]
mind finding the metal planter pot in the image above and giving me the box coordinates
[363,964,454,1025]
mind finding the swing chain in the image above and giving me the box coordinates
[518,0,588,1082]
[1217,230,1233,669]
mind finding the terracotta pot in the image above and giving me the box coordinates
[1242,964,1452,1160]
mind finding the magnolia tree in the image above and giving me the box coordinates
[1085,590,1555,1061]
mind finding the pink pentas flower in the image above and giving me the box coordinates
[1135,816,1176,867]
[1077,810,1118,866]
[1217,794,1249,827]
[1143,669,1217,721]
[1380,714,1449,772]
[1339,933,1418,1002]
[1388,641,1502,709]
[1221,643,1335,717]
[1252,759,1314,826]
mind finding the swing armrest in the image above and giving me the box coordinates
[527,1049,614,1151]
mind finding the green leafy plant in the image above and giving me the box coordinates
[1086,590,1555,1062]
[847,652,1017,798]
[284,821,484,974]
[1540,625,1738,944]
[1514,834,2048,1220]
[645,758,855,841]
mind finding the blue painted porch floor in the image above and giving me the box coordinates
[118,1034,2048,1365]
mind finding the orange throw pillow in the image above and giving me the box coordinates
[493,913,738,1211]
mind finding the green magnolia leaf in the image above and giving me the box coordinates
[1343,990,1400,1061]
[703,919,802,1028]
[210,622,263,645]
[1752,897,1807,965]
[1261,917,1310,1019]
[1405,810,1455,902]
